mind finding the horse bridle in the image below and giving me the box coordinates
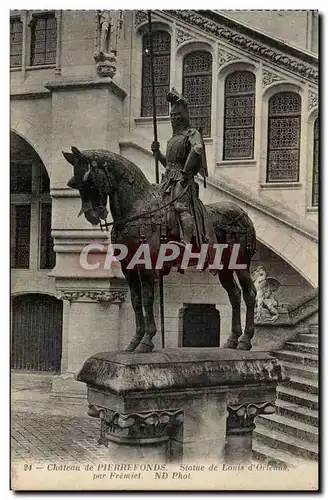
[85,163,192,233]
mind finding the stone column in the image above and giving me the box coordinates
[52,288,127,400]
[225,402,276,464]
[45,75,128,401]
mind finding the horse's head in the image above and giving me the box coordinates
[64,146,154,227]
[63,146,109,226]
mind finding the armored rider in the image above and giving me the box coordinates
[151,87,216,250]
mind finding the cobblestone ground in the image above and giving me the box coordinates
[11,412,111,464]
[11,384,111,464]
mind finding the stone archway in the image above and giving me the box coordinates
[11,131,59,372]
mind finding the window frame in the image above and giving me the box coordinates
[29,11,57,67]
[141,30,171,117]
[266,91,302,183]
[10,16,23,68]
[223,70,256,161]
[182,50,213,138]
[10,160,54,271]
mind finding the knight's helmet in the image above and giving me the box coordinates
[167,87,190,128]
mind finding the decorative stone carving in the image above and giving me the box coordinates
[227,401,276,431]
[218,49,238,67]
[308,90,318,110]
[169,10,318,83]
[94,10,123,78]
[225,402,275,464]
[60,290,127,303]
[262,69,284,88]
[176,29,193,46]
[251,266,281,322]
[90,407,184,446]
[134,10,148,27]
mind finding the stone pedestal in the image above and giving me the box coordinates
[76,348,286,463]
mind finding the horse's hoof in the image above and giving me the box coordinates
[236,341,252,351]
[135,342,154,353]
[223,339,238,349]
[125,339,142,352]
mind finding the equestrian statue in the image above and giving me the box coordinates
[63,88,257,353]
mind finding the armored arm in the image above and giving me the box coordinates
[183,129,204,175]
[151,141,167,167]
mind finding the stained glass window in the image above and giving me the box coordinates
[312,118,319,207]
[183,51,212,137]
[223,71,255,159]
[30,13,57,66]
[10,18,23,67]
[141,31,171,117]
[267,92,301,182]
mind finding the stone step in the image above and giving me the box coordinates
[256,413,318,443]
[286,375,318,395]
[284,342,318,355]
[277,385,319,411]
[279,360,318,381]
[254,424,318,462]
[276,400,319,427]
[273,350,318,368]
[252,442,298,469]
[296,333,318,344]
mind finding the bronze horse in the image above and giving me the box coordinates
[64,147,257,352]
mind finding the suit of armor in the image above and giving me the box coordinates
[152,88,216,248]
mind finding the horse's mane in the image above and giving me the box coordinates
[82,149,152,190]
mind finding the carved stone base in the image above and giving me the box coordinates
[94,52,117,78]
[76,348,286,463]
[225,402,276,464]
[88,405,183,446]
[96,61,117,78]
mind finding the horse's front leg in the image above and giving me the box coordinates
[135,270,157,353]
[122,267,145,352]
[236,269,257,350]
[218,269,242,349]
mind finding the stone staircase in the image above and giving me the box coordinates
[253,324,319,467]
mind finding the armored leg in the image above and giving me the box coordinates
[178,211,194,245]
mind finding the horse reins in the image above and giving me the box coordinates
[96,176,191,232]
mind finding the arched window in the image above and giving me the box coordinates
[141,31,171,117]
[223,71,255,160]
[183,51,212,137]
[312,118,319,206]
[267,92,301,182]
